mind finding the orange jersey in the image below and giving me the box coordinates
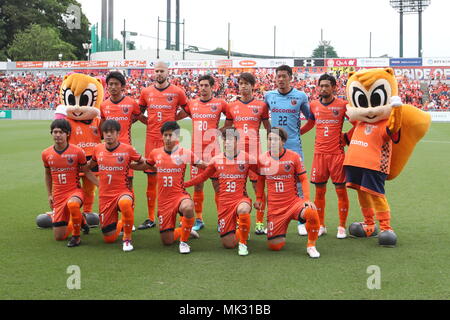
[92,143,142,195]
[147,146,199,204]
[67,117,102,157]
[258,149,306,210]
[42,144,86,197]
[100,96,140,145]
[344,120,392,174]
[138,84,188,142]
[183,98,228,160]
[309,98,347,154]
[226,98,269,144]
[185,151,257,207]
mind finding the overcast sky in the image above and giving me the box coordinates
[77,0,449,58]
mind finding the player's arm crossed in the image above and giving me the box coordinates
[81,163,99,187]
[129,158,154,171]
[184,162,216,188]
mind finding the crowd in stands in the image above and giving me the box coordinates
[1,69,448,111]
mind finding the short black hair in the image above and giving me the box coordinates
[318,73,336,87]
[269,126,288,142]
[238,72,256,86]
[101,119,121,132]
[106,71,126,86]
[161,121,180,134]
[198,74,215,86]
[276,65,292,77]
[50,119,71,135]
[220,126,240,140]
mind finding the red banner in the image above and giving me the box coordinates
[16,61,44,68]
[15,60,147,69]
[326,59,357,68]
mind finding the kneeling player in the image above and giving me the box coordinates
[88,120,145,252]
[254,127,321,258]
[184,127,254,256]
[42,119,98,247]
[133,121,203,254]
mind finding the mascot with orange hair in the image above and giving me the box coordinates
[344,68,431,246]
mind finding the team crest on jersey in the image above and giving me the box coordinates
[172,155,184,165]
[291,99,297,106]
[122,107,129,114]
[91,127,99,136]
[333,109,339,117]
[167,96,173,102]
[252,107,259,114]
[210,104,218,112]
[238,164,246,172]
[66,156,74,165]
[117,156,124,164]
[364,124,375,135]
[284,164,292,172]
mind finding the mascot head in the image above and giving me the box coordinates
[59,73,104,121]
[346,68,398,123]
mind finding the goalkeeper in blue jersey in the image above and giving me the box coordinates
[264,64,311,236]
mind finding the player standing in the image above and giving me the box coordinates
[264,65,311,236]
[224,72,271,235]
[100,71,142,189]
[134,121,202,254]
[42,119,98,247]
[300,74,350,238]
[184,127,253,256]
[88,120,146,252]
[176,75,228,231]
[254,127,321,258]
[138,61,189,230]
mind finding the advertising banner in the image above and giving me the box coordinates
[357,58,390,67]
[325,58,357,67]
[393,67,450,80]
[0,110,12,119]
[294,59,325,67]
[390,58,422,67]
[422,57,450,66]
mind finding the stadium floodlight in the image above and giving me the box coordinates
[389,0,431,57]
[82,42,92,61]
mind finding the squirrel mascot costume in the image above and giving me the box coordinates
[344,68,431,246]
[58,73,104,222]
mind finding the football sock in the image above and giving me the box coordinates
[67,201,82,237]
[335,186,349,228]
[118,198,134,240]
[146,174,157,222]
[193,190,204,221]
[179,216,195,242]
[236,213,251,245]
[303,207,320,247]
[268,241,285,251]
[314,185,327,226]
[82,176,96,213]
[371,195,392,231]
[64,220,74,239]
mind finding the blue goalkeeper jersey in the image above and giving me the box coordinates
[264,88,311,158]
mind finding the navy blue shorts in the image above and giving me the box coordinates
[344,166,387,197]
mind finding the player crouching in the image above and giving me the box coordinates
[132,121,202,254]
[254,127,321,258]
[42,119,99,247]
[184,127,254,256]
[88,120,145,252]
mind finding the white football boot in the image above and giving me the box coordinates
[306,246,320,258]
[336,226,347,239]
[122,240,134,252]
[297,222,308,236]
[179,241,191,254]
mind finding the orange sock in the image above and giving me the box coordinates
[335,186,349,228]
[173,227,181,241]
[256,192,265,224]
[303,207,320,247]
[118,198,134,240]
[236,213,251,245]
[82,176,96,213]
[67,201,82,237]
[268,241,285,251]
[314,185,326,226]
[64,220,74,239]
[193,191,204,220]
[146,174,157,222]
[180,216,195,242]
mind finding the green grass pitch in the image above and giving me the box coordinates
[0,120,449,300]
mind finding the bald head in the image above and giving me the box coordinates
[154,61,169,86]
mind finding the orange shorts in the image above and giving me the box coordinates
[99,192,134,233]
[52,189,84,227]
[218,197,252,237]
[145,139,164,174]
[158,193,192,233]
[267,198,305,240]
[310,153,346,185]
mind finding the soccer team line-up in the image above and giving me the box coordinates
[38,62,430,259]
